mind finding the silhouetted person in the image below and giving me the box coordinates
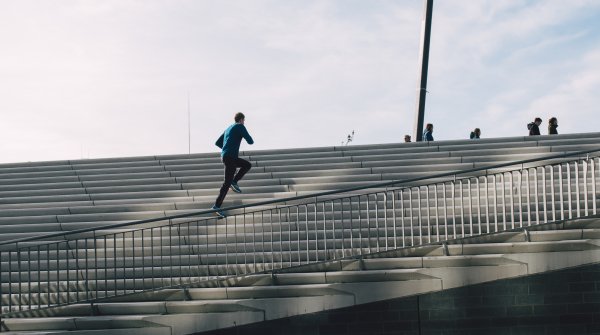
[423,123,434,142]
[212,112,254,218]
[404,134,411,143]
[527,117,542,136]
[470,128,481,139]
[548,117,558,135]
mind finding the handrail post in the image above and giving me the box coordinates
[592,158,597,215]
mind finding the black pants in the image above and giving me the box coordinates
[215,156,252,207]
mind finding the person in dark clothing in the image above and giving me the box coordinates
[423,123,434,142]
[470,128,481,139]
[211,112,254,218]
[548,117,558,135]
[527,117,542,136]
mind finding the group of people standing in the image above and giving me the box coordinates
[403,117,559,143]
[527,117,559,136]
[403,123,435,142]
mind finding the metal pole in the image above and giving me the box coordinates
[414,0,434,141]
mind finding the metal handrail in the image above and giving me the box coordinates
[1,149,599,317]
[1,147,599,248]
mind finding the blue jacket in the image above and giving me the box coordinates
[423,130,434,142]
[215,123,254,158]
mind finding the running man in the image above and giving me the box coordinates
[212,112,254,218]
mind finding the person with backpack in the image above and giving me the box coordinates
[470,128,481,139]
[527,117,542,136]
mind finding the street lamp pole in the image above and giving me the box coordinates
[414,0,434,142]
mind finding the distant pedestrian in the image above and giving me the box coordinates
[212,112,254,218]
[470,128,481,139]
[423,123,434,142]
[527,117,542,136]
[404,134,411,143]
[548,117,558,135]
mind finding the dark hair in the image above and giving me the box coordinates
[234,112,245,123]
[534,117,542,123]
[470,128,481,139]
[425,123,433,130]
[549,117,557,124]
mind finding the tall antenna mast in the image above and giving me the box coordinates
[187,92,191,154]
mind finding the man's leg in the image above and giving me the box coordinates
[232,158,252,183]
[229,158,251,193]
[215,156,237,208]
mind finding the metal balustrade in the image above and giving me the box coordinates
[1,151,599,318]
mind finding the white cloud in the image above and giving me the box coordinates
[0,0,599,163]
[425,0,600,140]
[522,49,600,126]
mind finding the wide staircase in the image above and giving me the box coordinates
[1,133,600,334]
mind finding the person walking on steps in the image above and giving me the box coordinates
[212,112,254,218]
[527,117,542,136]
[548,117,558,135]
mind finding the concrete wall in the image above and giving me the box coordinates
[202,263,600,335]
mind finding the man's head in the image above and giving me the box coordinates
[534,117,542,125]
[425,123,433,131]
[404,135,411,142]
[234,112,245,124]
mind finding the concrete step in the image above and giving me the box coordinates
[2,241,597,333]
[2,237,600,333]
[1,316,170,333]
[0,176,593,212]
[1,133,597,175]
[0,176,593,216]
[3,155,584,202]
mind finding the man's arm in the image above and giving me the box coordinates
[215,133,224,149]
[241,126,254,145]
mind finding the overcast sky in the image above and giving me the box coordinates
[1,0,599,164]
